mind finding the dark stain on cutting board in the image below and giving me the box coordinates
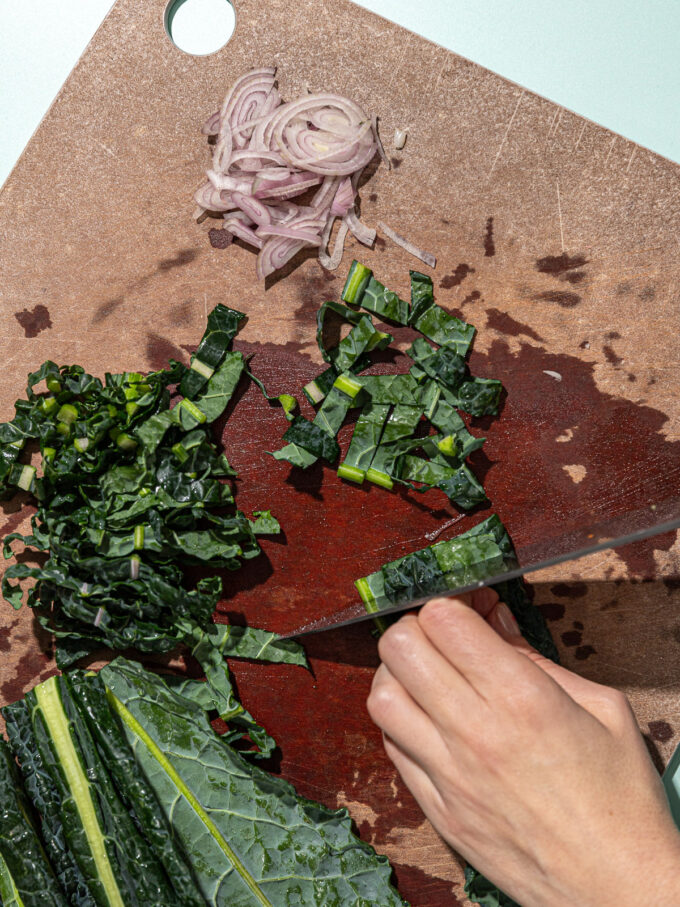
[535,253,589,275]
[439,264,475,289]
[14,304,52,338]
[532,252,590,305]
[483,217,495,257]
[603,344,624,367]
[485,308,544,342]
[532,290,581,307]
[538,602,566,621]
[648,721,674,743]
[209,228,232,249]
[551,582,588,598]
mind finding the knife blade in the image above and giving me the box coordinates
[279,514,680,639]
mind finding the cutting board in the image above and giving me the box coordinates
[1,0,680,903]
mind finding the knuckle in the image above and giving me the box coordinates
[366,683,397,725]
[605,688,629,712]
[597,687,633,727]
[503,675,557,720]
[419,596,469,634]
[378,617,417,660]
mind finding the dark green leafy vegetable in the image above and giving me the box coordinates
[271,375,360,467]
[275,262,502,512]
[406,337,467,391]
[355,514,523,617]
[358,276,410,325]
[464,867,521,907]
[331,315,392,374]
[314,301,364,363]
[356,374,422,406]
[338,402,390,483]
[101,659,408,907]
[381,546,446,604]
[366,405,422,489]
[0,739,66,906]
[411,303,475,355]
[269,440,317,469]
[282,416,341,462]
[408,270,435,325]
[0,306,307,758]
[3,697,97,905]
[1,662,407,906]
[302,359,369,406]
[179,304,246,399]
[450,376,504,417]
[376,530,503,606]
[340,259,373,305]
[67,672,204,906]
[303,363,339,404]
[432,532,504,582]
[367,435,430,491]
[428,392,485,459]
[26,674,183,906]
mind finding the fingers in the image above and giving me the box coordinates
[367,663,450,775]
[417,596,550,702]
[381,733,447,818]
[377,612,478,721]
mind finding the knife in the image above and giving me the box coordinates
[279,513,680,639]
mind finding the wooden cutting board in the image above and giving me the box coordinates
[1,0,680,903]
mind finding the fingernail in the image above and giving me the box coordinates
[495,603,520,636]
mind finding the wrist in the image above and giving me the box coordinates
[518,834,680,907]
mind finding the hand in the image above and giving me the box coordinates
[367,590,680,907]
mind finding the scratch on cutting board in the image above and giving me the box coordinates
[548,106,563,138]
[545,106,560,138]
[574,121,587,150]
[604,136,617,165]
[423,47,449,98]
[96,140,116,158]
[556,180,565,253]
[430,58,449,97]
[488,91,524,176]
[387,33,413,90]
[626,147,637,173]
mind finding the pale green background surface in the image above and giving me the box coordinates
[1,0,679,189]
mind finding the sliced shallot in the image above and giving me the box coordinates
[224,217,264,249]
[344,210,376,247]
[196,67,384,279]
[377,221,437,269]
[330,177,355,216]
[319,220,349,271]
[372,115,390,170]
[231,191,272,226]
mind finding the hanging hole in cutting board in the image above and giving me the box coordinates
[164,0,235,56]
